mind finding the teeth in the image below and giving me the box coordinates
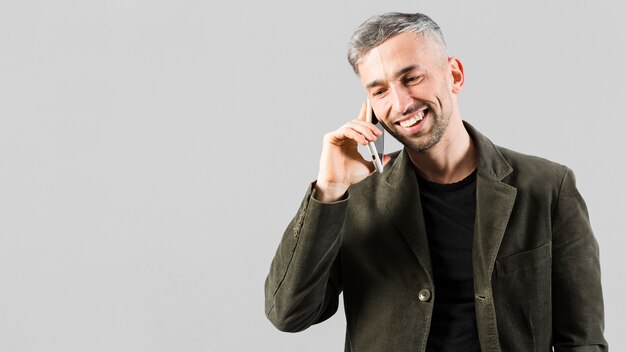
[399,109,426,128]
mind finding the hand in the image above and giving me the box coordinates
[314,102,391,203]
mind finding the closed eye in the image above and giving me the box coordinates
[372,89,387,98]
[403,75,422,86]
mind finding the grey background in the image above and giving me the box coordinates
[0,0,623,351]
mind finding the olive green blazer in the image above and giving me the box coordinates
[265,122,607,351]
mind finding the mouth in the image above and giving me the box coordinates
[395,106,428,130]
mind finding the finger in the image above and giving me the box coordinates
[351,119,383,136]
[365,99,372,123]
[346,120,382,139]
[357,101,367,122]
[342,122,378,142]
[382,154,392,166]
[330,126,370,146]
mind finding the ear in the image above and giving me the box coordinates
[448,57,464,94]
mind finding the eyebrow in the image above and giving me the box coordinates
[366,65,422,89]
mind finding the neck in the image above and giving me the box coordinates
[407,118,477,184]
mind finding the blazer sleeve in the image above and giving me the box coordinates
[551,167,608,351]
[264,182,347,332]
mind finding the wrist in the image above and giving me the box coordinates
[313,180,349,203]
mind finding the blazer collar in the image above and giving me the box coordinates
[464,121,513,181]
[382,120,513,188]
[383,121,513,191]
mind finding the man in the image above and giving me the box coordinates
[265,12,607,351]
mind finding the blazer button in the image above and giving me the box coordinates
[418,289,432,302]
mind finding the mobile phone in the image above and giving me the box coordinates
[371,105,384,162]
[366,99,384,173]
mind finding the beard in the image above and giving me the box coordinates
[380,102,452,153]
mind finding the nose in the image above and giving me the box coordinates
[390,86,414,115]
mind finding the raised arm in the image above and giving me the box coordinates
[265,102,389,331]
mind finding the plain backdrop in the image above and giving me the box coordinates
[0,0,624,351]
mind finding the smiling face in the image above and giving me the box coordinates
[357,31,464,153]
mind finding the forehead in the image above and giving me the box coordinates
[357,31,440,86]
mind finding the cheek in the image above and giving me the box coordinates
[372,100,393,121]
[415,82,448,105]
[406,84,434,101]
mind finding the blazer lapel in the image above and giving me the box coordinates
[379,149,433,281]
[464,121,517,287]
[465,122,517,352]
[473,174,517,285]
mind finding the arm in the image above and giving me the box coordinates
[264,182,347,332]
[265,102,387,332]
[552,167,608,351]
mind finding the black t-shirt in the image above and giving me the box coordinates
[416,168,481,352]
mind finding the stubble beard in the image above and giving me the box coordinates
[383,106,451,153]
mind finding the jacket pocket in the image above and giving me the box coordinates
[496,242,551,277]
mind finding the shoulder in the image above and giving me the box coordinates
[464,121,571,187]
[499,146,568,176]
[495,145,571,197]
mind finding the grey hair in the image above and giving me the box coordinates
[347,12,448,74]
